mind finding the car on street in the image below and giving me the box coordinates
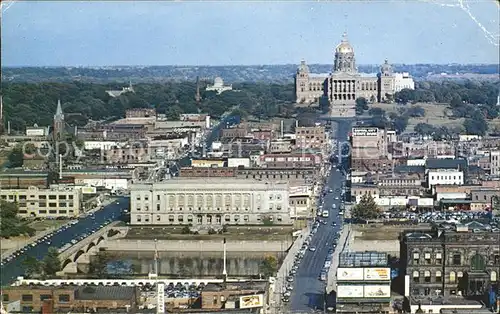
[309,246,317,252]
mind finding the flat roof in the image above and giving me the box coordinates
[132,177,289,188]
[339,251,388,268]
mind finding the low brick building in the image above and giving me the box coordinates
[1,285,137,313]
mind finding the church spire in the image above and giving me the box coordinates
[195,76,201,103]
[55,99,63,118]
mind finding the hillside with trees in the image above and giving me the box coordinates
[1,82,296,132]
[2,64,498,84]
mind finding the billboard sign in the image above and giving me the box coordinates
[363,285,391,298]
[336,285,364,298]
[239,295,263,309]
[364,268,391,281]
[390,198,407,206]
[352,127,378,136]
[337,268,364,281]
[81,186,97,194]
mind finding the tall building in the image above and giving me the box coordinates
[335,252,391,314]
[294,33,412,117]
[53,100,65,141]
[400,221,500,313]
[490,150,500,176]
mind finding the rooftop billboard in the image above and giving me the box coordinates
[239,294,263,309]
[364,268,391,281]
[337,268,364,281]
[336,285,364,298]
[363,285,391,298]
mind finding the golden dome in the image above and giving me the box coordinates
[335,32,354,54]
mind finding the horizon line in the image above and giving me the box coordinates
[2,62,499,68]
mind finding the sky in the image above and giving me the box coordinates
[1,0,499,66]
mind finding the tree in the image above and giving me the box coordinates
[464,117,488,136]
[89,251,113,278]
[392,116,409,134]
[0,201,35,238]
[351,194,380,220]
[450,95,462,108]
[259,255,278,277]
[355,97,369,115]
[8,144,24,168]
[22,256,43,279]
[414,123,435,136]
[42,247,62,276]
[368,108,385,117]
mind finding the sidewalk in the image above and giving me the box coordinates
[326,223,351,293]
[269,226,311,314]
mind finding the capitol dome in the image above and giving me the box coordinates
[335,32,354,54]
[213,77,224,87]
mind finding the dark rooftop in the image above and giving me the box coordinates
[338,251,388,268]
[393,165,425,174]
[75,286,136,300]
[425,158,467,170]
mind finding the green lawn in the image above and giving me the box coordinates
[125,225,294,241]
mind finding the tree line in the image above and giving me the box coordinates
[1,81,296,132]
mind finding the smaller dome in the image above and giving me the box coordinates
[298,59,309,73]
[381,59,392,73]
[214,77,224,86]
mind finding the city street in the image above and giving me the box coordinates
[288,120,351,313]
[0,197,129,286]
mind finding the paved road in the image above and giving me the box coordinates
[289,120,351,313]
[0,115,237,286]
[0,197,129,286]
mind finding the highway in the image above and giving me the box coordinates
[0,197,129,286]
[289,119,351,313]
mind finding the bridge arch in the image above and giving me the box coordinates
[86,241,96,252]
[62,259,73,269]
[73,249,85,262]
[96,236,105,244]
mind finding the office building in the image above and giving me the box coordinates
[130,178,291,226]
[0,185,81,218]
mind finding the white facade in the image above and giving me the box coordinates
[84,141,119,151]
[25,127,47,137]
[0,185,80,218]
[130,178,290,226]
[205,77,233,94]
[436,192,467,201]
[227,158,251,168]
[393,72,415,92]
[490,150,500,175]
[74,178,128,191]
[459,134,482,142]
[148,136,189,159]
[407,159,426,166]
[427,170,464,188]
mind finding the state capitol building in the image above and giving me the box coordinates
[294,33,414,117]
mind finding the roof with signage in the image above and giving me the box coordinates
[339,251,388,267]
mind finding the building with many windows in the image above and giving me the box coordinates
[0,185,81,218]
[335,251,391,314]
[400,221,500,313]
[294,33,413,117]
[129,178,291,226]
